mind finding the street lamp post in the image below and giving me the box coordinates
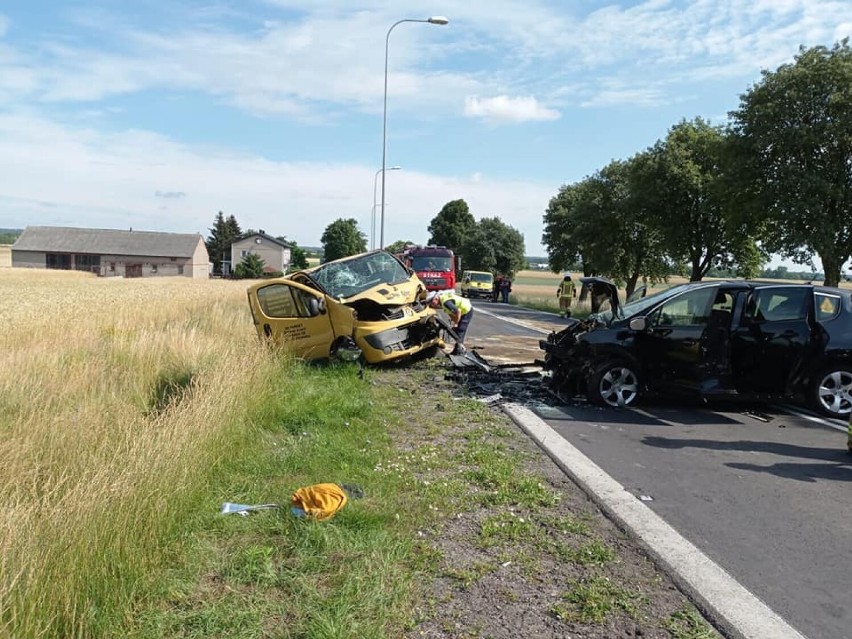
[379,15,448,249]
[372,166,401,250]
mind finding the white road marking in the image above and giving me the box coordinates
[503,403,809,639]
[628,407,681,427]
[778,404,849,434]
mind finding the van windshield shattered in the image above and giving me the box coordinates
[310,252,411,298]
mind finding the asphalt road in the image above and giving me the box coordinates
[466,300,852,639]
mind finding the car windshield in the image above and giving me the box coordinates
[595,284,687,324]
[411,256,453,271]
[469,273,492,283]
[310,251,411,298]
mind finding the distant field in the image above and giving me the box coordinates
[508,269,851,313]
[510,270,579,313]
[0,245,10,268]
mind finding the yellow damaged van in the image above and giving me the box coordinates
[460,270,494,299]
[247,250,445,364]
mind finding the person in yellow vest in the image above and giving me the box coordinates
[847,413,852,455]
[556,275,576,318]
[427,290,474,354]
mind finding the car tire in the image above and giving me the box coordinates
[810,364,852,418]
[586,360,640,408]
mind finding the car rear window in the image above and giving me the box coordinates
[815,293,841,322]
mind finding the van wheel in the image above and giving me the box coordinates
[811,364,852,418]
[587,361,639,408]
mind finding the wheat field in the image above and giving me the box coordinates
[0,269,273,637]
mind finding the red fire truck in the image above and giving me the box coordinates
[397,245,459,291]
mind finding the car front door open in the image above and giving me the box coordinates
[639,287,716,391]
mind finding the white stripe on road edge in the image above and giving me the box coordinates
[628,407,682,428]
[474,305,552,335]
[778,404,848,434]
[502,403,808,639]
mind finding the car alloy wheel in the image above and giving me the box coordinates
[588,362,639,408]
[814,367,852,417]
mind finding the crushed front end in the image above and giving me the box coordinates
[349,296,444,363]
[539,318,597,396]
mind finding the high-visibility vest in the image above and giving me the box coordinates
[558,280,575,298]
[437,291,472,315]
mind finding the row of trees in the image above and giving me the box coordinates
[543,40,852,290]
[427,199,526,277]
[315,202,526,280]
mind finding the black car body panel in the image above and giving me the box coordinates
[540,280,852,417]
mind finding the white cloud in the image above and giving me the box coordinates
[0,113,556,253]
[1,1,849,119]
[464,95,559,123]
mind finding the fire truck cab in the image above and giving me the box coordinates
[398,245,459,291]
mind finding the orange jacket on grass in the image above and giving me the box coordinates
[291,483,348,520]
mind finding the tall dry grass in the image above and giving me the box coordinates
[0,270,272,638]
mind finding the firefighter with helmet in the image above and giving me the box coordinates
[426,290,474,355]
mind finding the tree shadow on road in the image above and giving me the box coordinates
[643,436,852,482]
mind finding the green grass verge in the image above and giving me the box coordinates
[126,360,438,639]
[551,576,639,624]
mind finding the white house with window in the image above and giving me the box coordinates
[228,231,291,275]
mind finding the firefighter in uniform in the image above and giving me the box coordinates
[557,275,576,318]
[847,413,852,455]
[427,290,474,355]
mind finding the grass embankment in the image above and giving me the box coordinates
[0,271,430,637]
[0,269,715,638]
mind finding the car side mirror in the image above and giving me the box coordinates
[629,316,648,332]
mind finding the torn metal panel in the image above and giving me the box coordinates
[448,349,492,372]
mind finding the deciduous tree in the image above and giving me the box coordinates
[542,157,670,295]
[289,242,309,270]
[321,218,367,262]
[462,217,526,278]
[641,118,761,281]
[427,199,476,250]
[730,40,852,287]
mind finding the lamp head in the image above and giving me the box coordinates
[427,16,449,25]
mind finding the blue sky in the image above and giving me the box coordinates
[0,1,850,266]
